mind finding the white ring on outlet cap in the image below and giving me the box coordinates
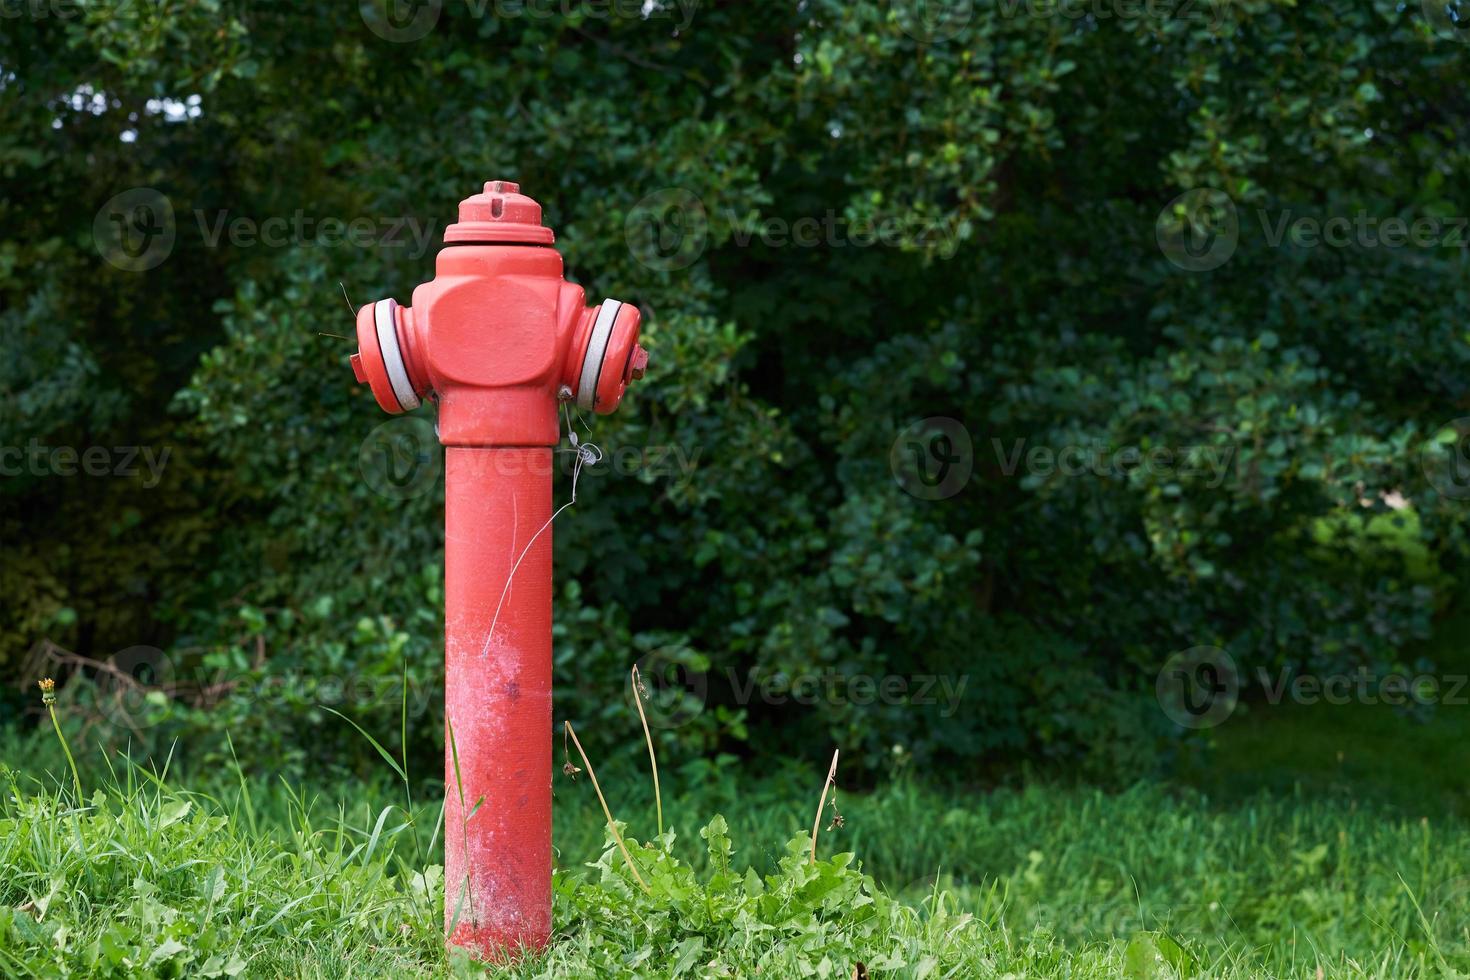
[577,299,622,412]
[375,298,419,412]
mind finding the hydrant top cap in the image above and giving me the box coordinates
[443,179,556,245]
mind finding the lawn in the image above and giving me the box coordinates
[2,736,1468,978]
[6,600,1470,978]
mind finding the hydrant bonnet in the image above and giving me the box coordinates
[350,181,649,425]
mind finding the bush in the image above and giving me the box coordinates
[3,2,1467,779]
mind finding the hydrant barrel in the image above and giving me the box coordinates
[347,181,648,961]
[443,447,554,955]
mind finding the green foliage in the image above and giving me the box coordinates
[3,1,1469,775]
[541,819,983,977]
[0,767,440,977]
[4,755,1470,977]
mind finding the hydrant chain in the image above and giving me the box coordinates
[479,426,601,662]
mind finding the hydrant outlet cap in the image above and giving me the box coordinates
[354,298,420,414]
[443,180,556,245]
[576,300,643,414]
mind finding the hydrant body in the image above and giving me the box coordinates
[349,182,646,958]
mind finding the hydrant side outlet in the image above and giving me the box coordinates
[348,182,649,960]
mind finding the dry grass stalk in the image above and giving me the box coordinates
[630,665,663,838]
[810,748,840,865]
[563,720,650,893]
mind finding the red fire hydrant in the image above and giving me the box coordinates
[348,181,647,958]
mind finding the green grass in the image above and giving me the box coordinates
[3,744,1470,978]
[8,592,1470,978]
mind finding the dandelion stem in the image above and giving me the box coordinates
[38,680,82,802]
